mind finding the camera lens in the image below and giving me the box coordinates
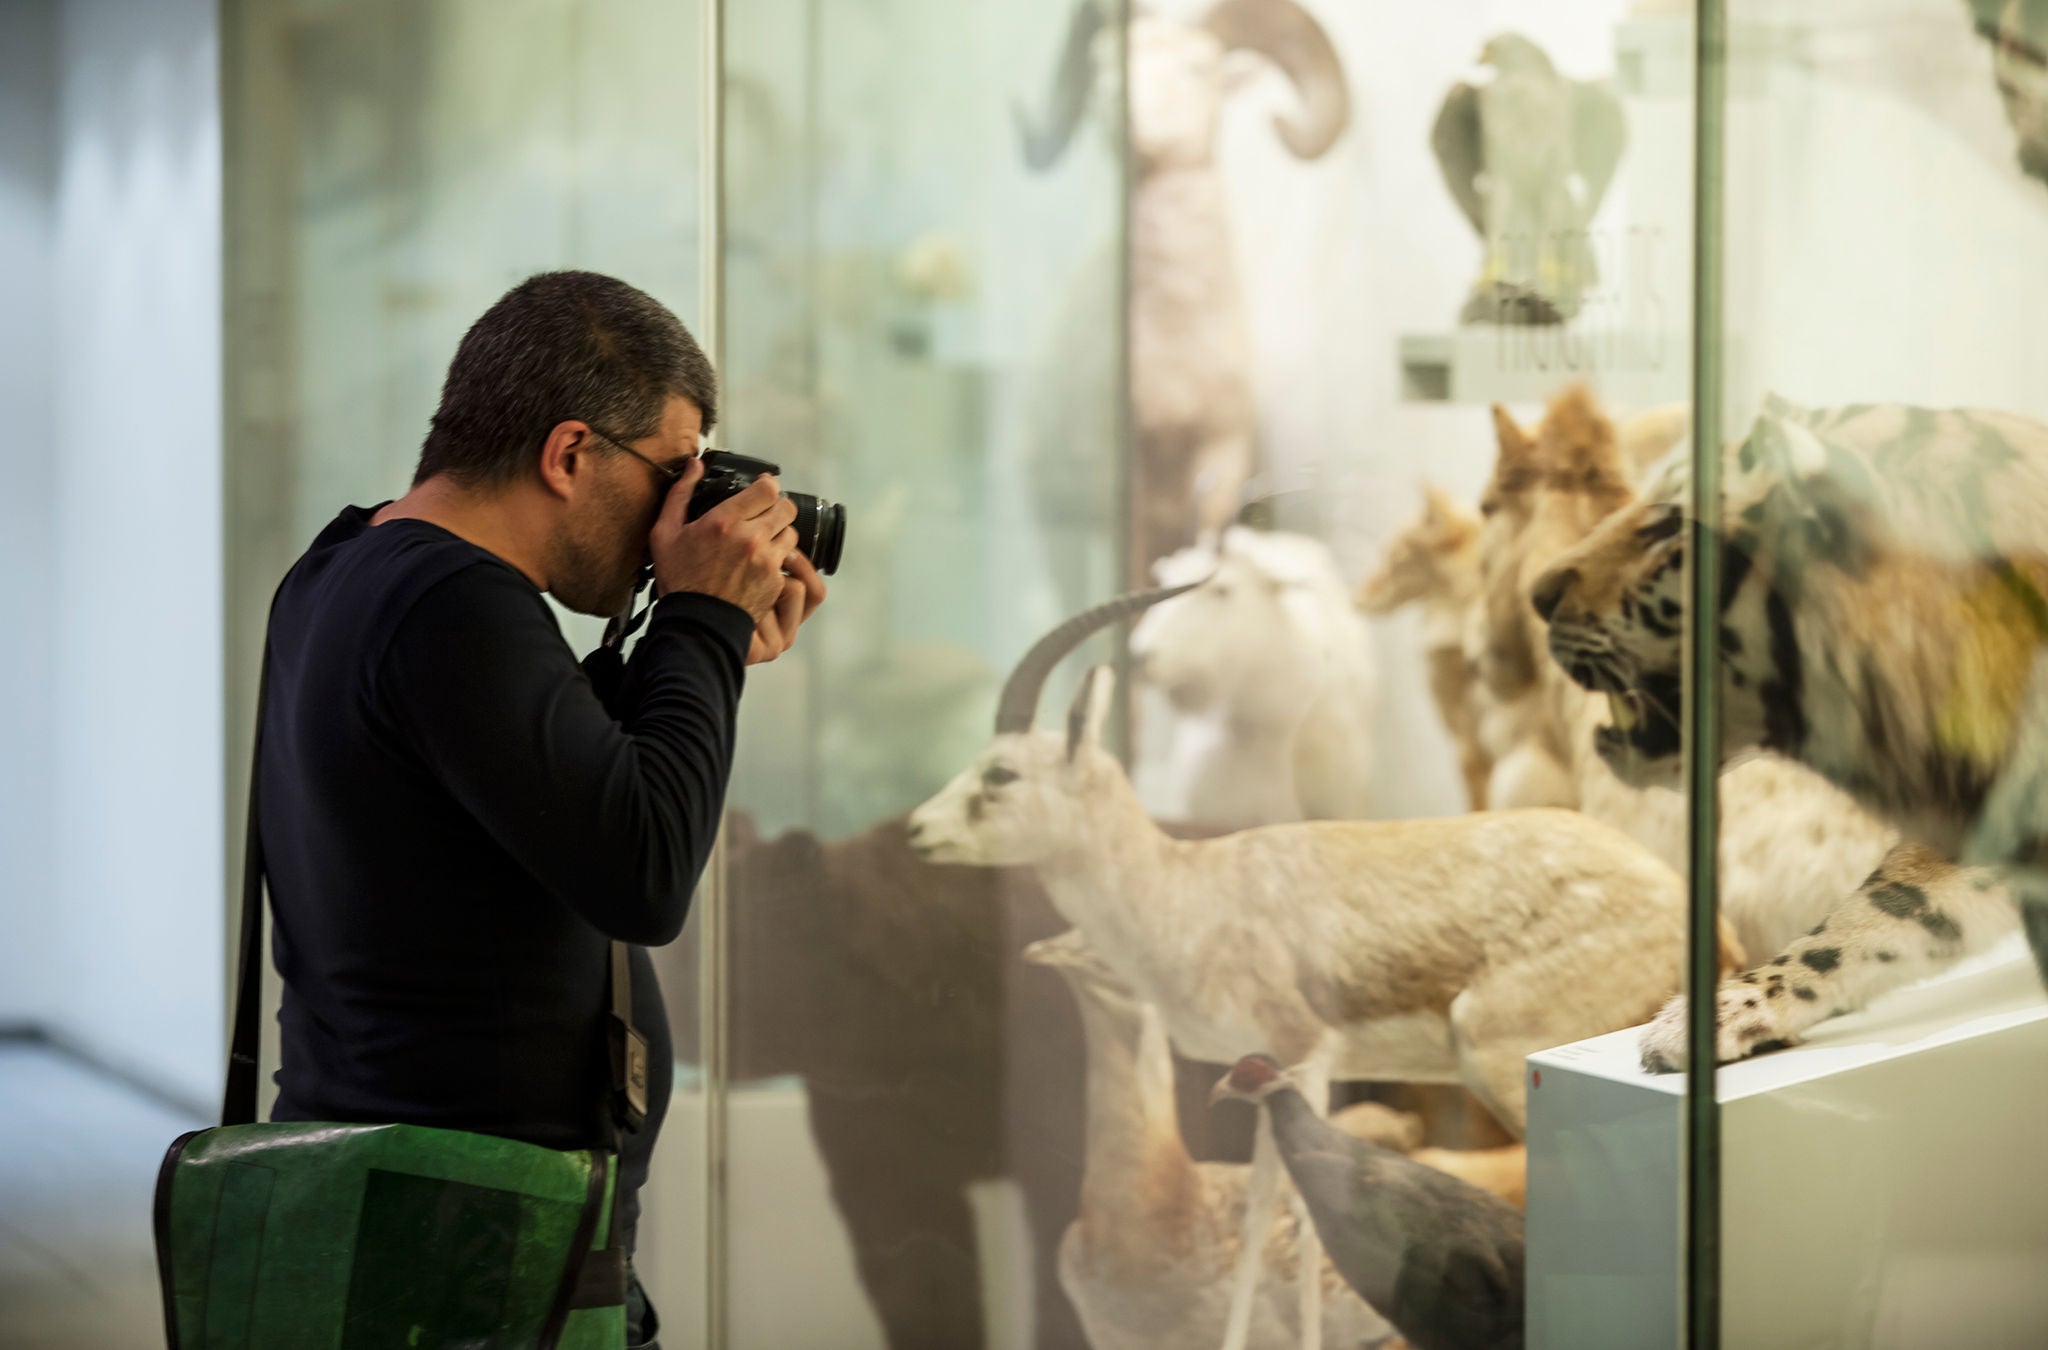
[787,492,845,575]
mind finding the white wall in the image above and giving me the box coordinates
[1723,0,2048,424]
[1,0,224,1110]
[0,0,61,1031]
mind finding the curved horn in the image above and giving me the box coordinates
[1016,0,1107,172]
[994,581,1205,734]
[1201,0,1349,159]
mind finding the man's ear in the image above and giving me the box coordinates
[537,420,596,501]
[1066,664,1116,761]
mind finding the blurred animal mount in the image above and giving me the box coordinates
[1016,0,1350,585]
[1968,0,2048,187]
[1432,34,1626,325]
[910,584,1701,1350]
[1474,387,1893,968]
[1352,405,1693,816]
[1026,932,1398,1350]
[1215,1056,1525,1350]
[1133,528,1377,827]
[1531,397,2048,1069]
[676,809,1485,1349]
[1357,486,1495,811]
[909,586,1694,1134]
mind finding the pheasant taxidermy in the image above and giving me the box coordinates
[1214,1056,1526,1350]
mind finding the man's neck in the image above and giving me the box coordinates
[372,476,551,591]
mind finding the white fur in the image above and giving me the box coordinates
[1132,528,1377,826]
[909,667,1692,1127]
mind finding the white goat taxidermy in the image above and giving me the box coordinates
[1024,930,1400,1350]
[1132,527,1376,827]
[1017,0,1350,586]
[909,587,1695,1350]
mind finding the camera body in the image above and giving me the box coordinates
[687,450,845,575]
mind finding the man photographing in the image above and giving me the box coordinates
[257,271,822,1347]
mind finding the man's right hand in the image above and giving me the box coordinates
[650,469,800,621]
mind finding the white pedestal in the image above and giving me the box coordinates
[1526,936,2048,1350]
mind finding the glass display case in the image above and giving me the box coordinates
[700,4,1700,1348]
[1690,1,2048,1344]
[223,1,2048,1346]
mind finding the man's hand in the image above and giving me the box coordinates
[746,550,827,665]
[651,469,798,619]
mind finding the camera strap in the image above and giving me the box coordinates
[601,569,658,651]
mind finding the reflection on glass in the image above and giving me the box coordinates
[221,0,712,1331]
[1539,1,2048,1344]
[229,0,2048,1340]
[714,3,1700,1349]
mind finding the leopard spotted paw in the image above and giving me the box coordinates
[1638,981,1803,1073]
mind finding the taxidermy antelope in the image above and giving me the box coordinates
[1017,0,1350,586]
[1134,527,1377,826]
[908,587,1696,1350]
[1024,930,1399,1350]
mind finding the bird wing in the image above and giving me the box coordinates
[1569,78,1628,225]
[1431,81,1487,235]
[1271,1087,1527,1350]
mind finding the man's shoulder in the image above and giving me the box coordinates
[278,513,546,664]
[304,511,527,599]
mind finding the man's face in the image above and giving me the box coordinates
[550,395,704,617]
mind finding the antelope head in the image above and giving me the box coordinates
[906,584,1199,866]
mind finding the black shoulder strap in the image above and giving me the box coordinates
[222,635,645,1138]
[220,654,270,1127]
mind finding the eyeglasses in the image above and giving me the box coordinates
[587,426,688,489]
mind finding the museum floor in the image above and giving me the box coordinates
[0,1038,199,1350]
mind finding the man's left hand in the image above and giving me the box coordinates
[747,550,828,665]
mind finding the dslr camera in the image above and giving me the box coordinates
[687,450,845,575]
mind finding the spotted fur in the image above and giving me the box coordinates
[1532,397,2048,1067]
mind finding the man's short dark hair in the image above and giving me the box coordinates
[414,271,717,487]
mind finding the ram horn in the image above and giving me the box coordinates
[1202,0,1349,160]
[1016,0,1108,172]
[993,581,1205,734]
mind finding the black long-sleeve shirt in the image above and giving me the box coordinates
[260,505,752,1248]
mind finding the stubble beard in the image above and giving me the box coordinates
[550,492,647,619]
